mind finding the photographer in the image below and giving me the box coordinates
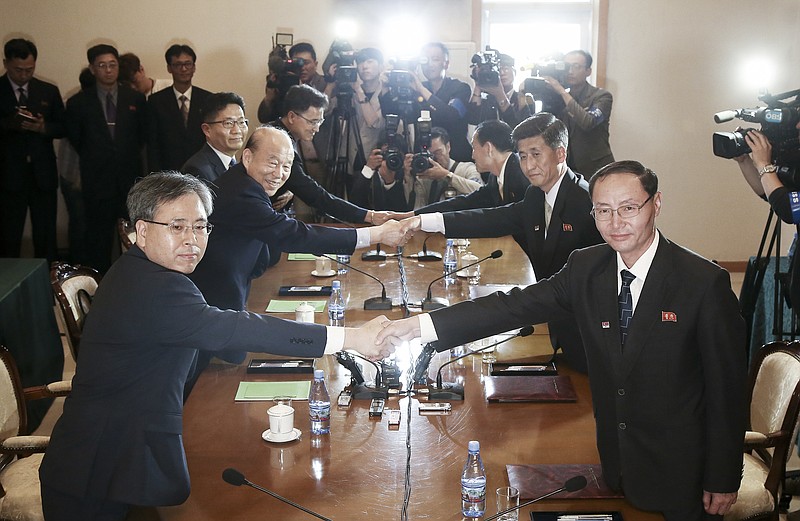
[258,42,327,125]
[468,52,533,128]
[736,127,800,310]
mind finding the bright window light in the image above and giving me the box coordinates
[739,56,777,93]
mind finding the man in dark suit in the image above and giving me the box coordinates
[0,38,65,261]
[186,126,411,381]
[39,172,392,521]
[147,44,211,172]
[65,44,147,273]
[181,91,246,184]
[403,113,604,372]
[380,161,746,521]
[269,84,393,225]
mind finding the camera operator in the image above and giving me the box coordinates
[259,42,328,125]
[468,52,533,128]
[542,50,614,177]
[736,126,800,310]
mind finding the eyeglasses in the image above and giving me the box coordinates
[170,61,195,70]
[294,112,324,127]
[142,219,213,236]
[590,195,653,221]
[95,62,118,71]
[206,118,249,130]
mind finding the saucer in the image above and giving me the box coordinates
[262,428,301,443]
[311,269,336,278]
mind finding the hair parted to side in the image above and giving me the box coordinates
[588,160,659,198]
[127,171,213,224]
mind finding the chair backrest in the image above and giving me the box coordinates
[118,218,136,253]
[0,346,25,446]
[50,262,101,361]
[747,340,800,495]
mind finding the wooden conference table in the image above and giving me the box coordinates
[156,234,663,521]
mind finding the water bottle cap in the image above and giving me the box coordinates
[314,369,325,379]
[468,440,480,452]
[446,238,454,245]
[332,280,341,289]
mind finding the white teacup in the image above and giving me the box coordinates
[267,404,295,440]
[295,302,315,323]
[315,256,332,275]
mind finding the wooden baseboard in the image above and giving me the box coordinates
[715,260,748,273]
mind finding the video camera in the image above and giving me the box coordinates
[411,111,434,175]
[470,47,501,89]
[323,39,358,84]
[385,58,422,120]
[713,88,800,166]
[523,59,568,114]
[266,33,304,97]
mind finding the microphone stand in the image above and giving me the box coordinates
[361,242,387,261]
[429,326,534,401]
[223,468,333,521]
[482,475,588,521]
[422,250,503,311]
[415,235,442,261]
[324,254,393,310]
[348,352,389,400]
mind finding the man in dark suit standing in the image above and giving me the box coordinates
[147,44,211,172]
[65,44,147,272]
[0,38,65,261]
[39,171,393,520]
[181,91,246,184]
[402,113,604,371]
[380,161,746,521]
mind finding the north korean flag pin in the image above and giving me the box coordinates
[601,321,610,329]
[563,223,573,231]
[661,311,677,322]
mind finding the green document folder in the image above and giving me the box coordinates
[286,253,318,261]
[234,381,312,401]
[266,300,326,313]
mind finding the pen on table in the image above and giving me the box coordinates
[556,515,613,521]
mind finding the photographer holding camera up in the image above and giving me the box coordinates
[468,51,533,129]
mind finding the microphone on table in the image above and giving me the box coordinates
[411,344,437,386]
[321,213,389,261]
[323,254,392,310]
[429,326,534,401]
[347,351,389,400]
[482,475,588,521]
[415,235,442,262]
[222,468,333,521]
[421,249,503,311]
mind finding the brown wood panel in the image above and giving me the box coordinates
[155,233,663,521]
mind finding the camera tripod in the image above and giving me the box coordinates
[323,86,368,204]
[740,209,798,357]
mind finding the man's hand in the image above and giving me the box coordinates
[400,215,421,233]
[343,315,394,360]
[378,162,398,186]
[371,219,414,247]
[370,211,395,225]
[416,159,449,180]
[18,110,45,133]
[482,77,509,107]
[703,491,737,516]
[744,130,773,171]
[542,76,569,97]
[272,190,294,212]
[366,149,383,170]
[385,211,414,221]
[375,316,423,349]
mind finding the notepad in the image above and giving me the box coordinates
[234,381,311,401]
[266,300,327,313]
[287,253,320,261]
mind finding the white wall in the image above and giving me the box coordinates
[4,0,800,261]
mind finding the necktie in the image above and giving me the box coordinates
[106,92,117,137]
[229,157,236,168]
[618,270,636,346]
[179,95,189,127]
[17,87,28,107]
[544,200,553,230]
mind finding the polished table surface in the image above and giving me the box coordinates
[157,235,663,521]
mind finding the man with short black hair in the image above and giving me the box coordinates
[0,38,65,261]
[182,91,247,184]
[468,52,533,128]
[65,43,147,272]
[147,44,212,172]
[118,52,171,98]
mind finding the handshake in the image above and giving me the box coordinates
[342,315,424,360]
[363,215,421,248]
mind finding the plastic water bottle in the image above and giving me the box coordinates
[336,254,350,274]
[443,239,457,285]
[308,369,331,435]
[328,280,345,326]
[461,440,486,517]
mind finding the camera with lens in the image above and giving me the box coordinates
[411,111,433,174]
[382,114,405,178]
[470,47,501,89]
[266,34,304,96]
[523,59,568,114]
[712,88,800,167]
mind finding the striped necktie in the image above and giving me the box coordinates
[618,270,636,346]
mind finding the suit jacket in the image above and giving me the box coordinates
[0,75,65,191]
[428,236,747,512]
[181,142,227,184]
[268,119,368,223]
[189,163,357,314]
[421,77,472,162]
[39,245,327,506]
[65,84,147,199]
[147,86,211,172]
[560,82,614,177]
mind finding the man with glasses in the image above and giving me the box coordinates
[468,52,533,129]
[65,44,147,272]
[400,113,602,372]
[39,171,394,520]
[269,84,394,225]
[147,44,211,172]
[543,50,615,177]
[182,92,247,184]
[380,160,746,521]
